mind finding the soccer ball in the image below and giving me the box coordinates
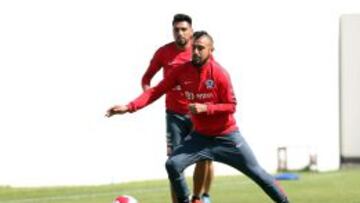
[113,195,138,203]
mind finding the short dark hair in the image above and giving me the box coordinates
[172,13,192,26]
[193,30,213,44]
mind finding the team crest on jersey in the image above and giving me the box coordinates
[205,79,215,89]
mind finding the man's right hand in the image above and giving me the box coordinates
[105,105,129,117]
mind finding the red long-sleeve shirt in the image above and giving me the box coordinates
[141,42,192,114]
[129,57,238,136]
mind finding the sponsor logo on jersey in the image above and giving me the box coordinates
[185,91,195,100]
[196,93,214,100]
[185,91,214,100]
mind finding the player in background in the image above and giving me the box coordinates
[140,14,213,203]
[106,31,290,203]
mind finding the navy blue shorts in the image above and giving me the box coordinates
[166,111,192,156]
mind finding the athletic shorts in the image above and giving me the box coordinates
[166,110,192,156]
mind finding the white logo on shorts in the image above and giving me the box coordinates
[184,135,192,141]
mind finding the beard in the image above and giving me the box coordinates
[175,37,187,47]
[191,55,203,67]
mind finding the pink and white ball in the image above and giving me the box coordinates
[113,195,138,203]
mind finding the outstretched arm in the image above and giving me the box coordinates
[106,68,179,117]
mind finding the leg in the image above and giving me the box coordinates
[192,160,213,198]
[194,160,213,203]
[166,112,194,203]
[193,160,208,198]
[202,160,213,202]
[166,132,211,203]
[170,186,178,203]
[213,131,289,203]
[166,112,191,156]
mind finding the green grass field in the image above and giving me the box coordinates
[0,168,359,203]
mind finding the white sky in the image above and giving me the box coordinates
[0,0,359,186]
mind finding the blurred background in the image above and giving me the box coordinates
[0,0,359,186]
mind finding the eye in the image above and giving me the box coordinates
[193,45,204,51]
[174,27,187,33]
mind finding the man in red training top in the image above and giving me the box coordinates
[106,31,290,203]
[141,14,213,203]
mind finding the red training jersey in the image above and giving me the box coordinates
[141,42,192,114]
[129,57,238,136]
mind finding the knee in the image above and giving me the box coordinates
[165,158,182,173]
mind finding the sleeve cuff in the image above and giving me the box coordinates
[126,103,135,113]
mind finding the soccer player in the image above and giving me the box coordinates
[141,14,213,203]
[106,31,290,203]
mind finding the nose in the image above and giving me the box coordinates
[193,48,199,55]
[174,28,185,36]
[176,31,184,37]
